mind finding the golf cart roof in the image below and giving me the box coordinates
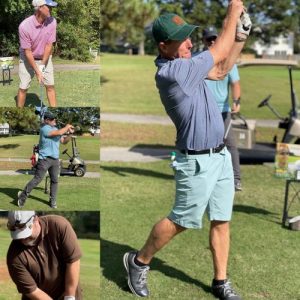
[238,59,298,67]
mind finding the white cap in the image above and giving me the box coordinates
[32,0,58,8]
[7,211,35,240]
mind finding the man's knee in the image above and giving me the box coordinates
[154,218,186,237]
[50,177,59,184]
[45,85,55,92]
[210,220,230,234]
[18,88,28,94]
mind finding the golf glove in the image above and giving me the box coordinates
[64,297,75,300]
[38,64,46,75]
[236,12,252,41]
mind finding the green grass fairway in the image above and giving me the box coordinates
[101,54,165,115]
[101,121,285,148]
[78,238,100,299]
[0,175,100,210]
[101,53,300,118]
[0,135,99,161]
[101,161,300,299]
[0,70,100,107]
[0,227,99,300]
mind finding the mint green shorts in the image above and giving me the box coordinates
[168,147,234,229]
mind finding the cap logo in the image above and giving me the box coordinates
[172,16,184,25]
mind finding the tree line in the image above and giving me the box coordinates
[101,0,300,55]
[0,211,100,240]
[0,0,100,61]
[0,107,100,134]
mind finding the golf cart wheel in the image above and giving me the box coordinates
[74,167,85,177]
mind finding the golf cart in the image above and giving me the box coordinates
[31,135,86,176]
[232,59,300,163]
[60,135,86,177]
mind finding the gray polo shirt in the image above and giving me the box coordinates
[155,50,224,150]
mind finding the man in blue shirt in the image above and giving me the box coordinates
[123,2,251,300]
[17,111,74,208]
[203,26,242,191]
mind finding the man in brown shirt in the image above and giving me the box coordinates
[6,211,82,300]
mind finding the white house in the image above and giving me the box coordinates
[89,126,100,136]
[0,123,9,135]
[252,33,294,57]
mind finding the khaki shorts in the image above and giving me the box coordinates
[19,55,54,89]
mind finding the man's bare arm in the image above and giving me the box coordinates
[42,43,53,66]
[208,7,252,80]
[25,287,53,300]
[209,0,244,66]
[231,80,241,113]
[64,260,80,297]
[48,124,74,137]
[24,49,43,84]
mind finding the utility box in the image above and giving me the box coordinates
[232,119,256,149]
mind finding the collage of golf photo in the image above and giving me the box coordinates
[0,0,100,299]
[2,0,300,299]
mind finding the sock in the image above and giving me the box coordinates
[134,255,148,267]
[213,279,227,286]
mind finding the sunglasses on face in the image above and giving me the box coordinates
[7,215,35,232]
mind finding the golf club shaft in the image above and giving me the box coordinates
[224,118,232,140]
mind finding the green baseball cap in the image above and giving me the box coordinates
[152,13,199,43]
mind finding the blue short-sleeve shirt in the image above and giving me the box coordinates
[39,124,61,159]
[155,50,224,150]
[205,64,240,113]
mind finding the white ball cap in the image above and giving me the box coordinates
[8,211,35,240]
[32,0,58,8]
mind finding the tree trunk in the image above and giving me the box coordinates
[138,39,145,56]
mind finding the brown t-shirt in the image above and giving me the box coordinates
[7,215,82,300]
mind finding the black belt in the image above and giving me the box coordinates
[180,144,225,155]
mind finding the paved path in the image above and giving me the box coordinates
[11,64,99,75]
[101,113,280,162]
[101,147,171,162]
[0,158,99,164]
[0,170,100,178]
[101,113,279,128]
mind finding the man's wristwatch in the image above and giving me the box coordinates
[233,98,241,105]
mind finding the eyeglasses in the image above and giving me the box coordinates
[205,37,217,43]
[7,215,35,232]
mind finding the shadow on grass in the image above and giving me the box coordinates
[0,186,49,207]
[100,75,109,86]
[132,144,174,150]
[13,93,41,107]
[0,144,20,149]
[101,239,211,295]
[233,204,281,225]
[101,166,173,180]
[128,145,174,159]
[233,204,275,215]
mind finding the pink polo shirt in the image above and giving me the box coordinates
[19,15,57,60]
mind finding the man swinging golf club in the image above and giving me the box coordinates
[17,111,74,208]
[17,0,58,107]
[123,1,251,299]
[6,211,82,299]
